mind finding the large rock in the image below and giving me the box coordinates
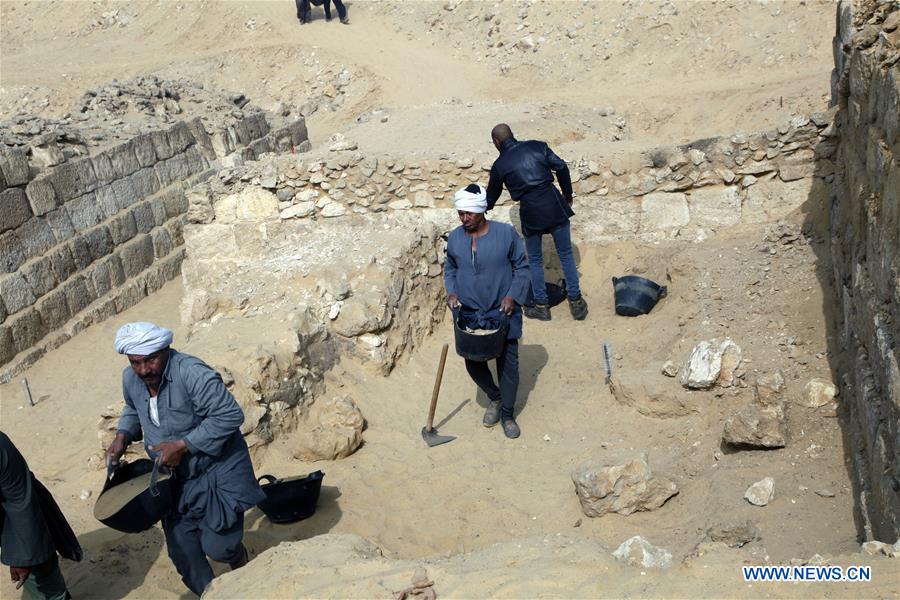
[707,522,760,548]
[744,477,775,506]
[722,404,786,448]
[799,378,837,408]
[214,186,279,223]
[753,370,785,406]
[679,339,742,389]
[293,395,365,461]
[612,536,672,568]
[572,454,678,517]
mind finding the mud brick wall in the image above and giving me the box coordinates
[0,114,310,382]
[830,0,900,543]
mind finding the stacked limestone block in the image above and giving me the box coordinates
[829,0,900,543]
[206,112,838,245]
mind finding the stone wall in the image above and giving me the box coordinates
[0,114,310,382]
[830,0,900,543]
[207,112,836,243]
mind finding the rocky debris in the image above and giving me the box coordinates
[744,477,775,506]
[93,404,140,469]
[706,522,760,548]
[679,338,742,389]
[612,536,672,569]
[800,378,838,408]
[861,540,900,558]
[661,360,678,377]
[293,395,366,461]
[753,370,785,406]
[815,489,835,498]
[393,568,436,600]
[722,404,786,449]
[608,375,699,418]
[572,454,678,517]
[1,75,272,156]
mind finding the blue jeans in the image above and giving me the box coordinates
[524,221,582,304]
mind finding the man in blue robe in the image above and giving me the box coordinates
[485,123,588,322]
[444,184,531,438]
[106,322,266,597]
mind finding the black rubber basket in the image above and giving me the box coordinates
[94,459,174,534]
[257,470,325,524]
[612,276,667,316]
[453,309,508,362]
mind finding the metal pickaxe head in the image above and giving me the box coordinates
[421,426,456,447]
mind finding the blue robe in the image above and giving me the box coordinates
[444,221,530,339]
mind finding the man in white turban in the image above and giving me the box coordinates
[107,321,265,596]
[445,184,531,439]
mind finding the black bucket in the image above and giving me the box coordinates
[612,275,667,316]
[94,459,174,534]
[257,471,325,524]
[453,309,508,362]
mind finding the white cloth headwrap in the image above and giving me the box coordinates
[114,321,173,355]
[454,184,487,214]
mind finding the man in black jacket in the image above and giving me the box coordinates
[485,124,588,321]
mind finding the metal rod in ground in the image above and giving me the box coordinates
[603,342,613,384]
[21,378,34,407]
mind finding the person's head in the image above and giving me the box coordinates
[491,123,514,150]
[454,183,487,232]
[114,322,173,389]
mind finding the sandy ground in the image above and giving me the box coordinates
[2,0,897,598]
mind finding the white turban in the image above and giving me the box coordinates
[114,322,173,355]
[454,183,487,214]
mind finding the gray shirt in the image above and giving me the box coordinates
[117,349,265,530]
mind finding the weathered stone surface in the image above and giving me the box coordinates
[67,193,103,231]
[25,176,58,217]
[679,338,741,389]
[168,121,195,154]
[214,186,279,223]
[151,227,174,258]
[62,275,93,316]
[88,262,111,298]
[149,130,174,161]
[9,308,44,354]
[19,257,56,299]
[280,201,315,219]
[640,192,690,232]
[321,202,347,217]
[754,370,785,406]
[83,225,114,261]
[292,395,366,461]
[155,153,192,187]
[800,378,837,408]
[686,186,741,228]
[722,404,786,448]
[572,454,678,517]
[16,217,56,260]
[119,235,154,278]
[744,477,775,506]
[94,186,120,219]
[0,231,26,273]
[132,202,156,234]
[108,143,141,178]
[35,288,70,331]
[108,210,138,245]
[162,188,189,219]
[0,325,12,365]
[742,178,811,224]
[131,134,158,168]
[91,152,116,185]
[0,272,36,315]
[0,188,33,233]
[612,536,672,568]
[707,522,760,548]
[105,255,126,287]
[47,245,76,283]
[0,148,30,186]
[68,235,93,269]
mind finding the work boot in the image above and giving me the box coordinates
[229,544,249,570]
[340,17,350,24]
[482,400,501,427]
[501,418,520,439]
[524,303,551,321]
[568,296,588,321]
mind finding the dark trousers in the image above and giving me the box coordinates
[295,0,310,21]
[324,0,347,20]
[163,511,245,596]
[524,220,582,304]
[465,339,519,419]
[22,555,70,600]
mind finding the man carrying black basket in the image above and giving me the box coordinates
[444,184,530,439]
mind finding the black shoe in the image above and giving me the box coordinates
[483,400,501,427]
[524,304,551,321]
[501,418,520,439]
[340,17,350,24]
[229,544,249,570]
[568,296,588,321]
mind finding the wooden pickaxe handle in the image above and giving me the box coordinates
[425,343,449,431]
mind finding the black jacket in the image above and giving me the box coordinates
[486,138,574,237]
